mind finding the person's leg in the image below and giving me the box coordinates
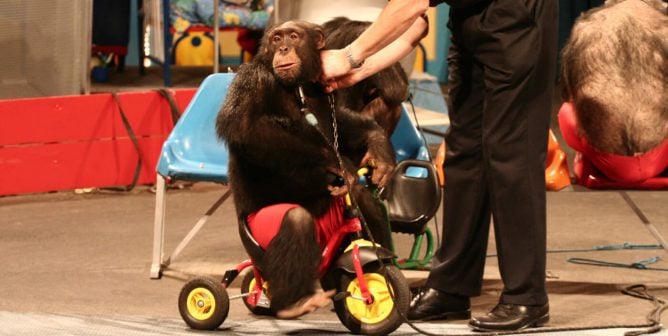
[408,5,492,321]
[426,25,491,298]
[468,0,557,331]
[477,0,556,307]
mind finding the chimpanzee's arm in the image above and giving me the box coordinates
[336,107,396,186]
[217,61,338,194]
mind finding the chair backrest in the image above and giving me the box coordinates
[156,73,234,182]
[390,103,430,163]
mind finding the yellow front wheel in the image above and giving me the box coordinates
[334,264,410,335]
[178,276,229,330]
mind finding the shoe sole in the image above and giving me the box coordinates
[469,314,550,332]
[410,310,471,322]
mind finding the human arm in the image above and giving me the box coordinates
[320,0,429,89]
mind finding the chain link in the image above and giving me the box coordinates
[328,94,347,177]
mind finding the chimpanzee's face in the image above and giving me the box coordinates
[265,21,324,86]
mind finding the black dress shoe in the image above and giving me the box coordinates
[408,287,471,321]
[469,303,549,331]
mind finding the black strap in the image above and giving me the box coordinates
[156,88,181,125]
[110,92,142,192]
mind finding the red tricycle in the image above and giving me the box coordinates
[177,159,441,335]
[177,189,412,335]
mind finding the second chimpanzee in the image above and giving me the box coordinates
[560,0,668,183]
[216,20,396,318]
[322,17,410,136]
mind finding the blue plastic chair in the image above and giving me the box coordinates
[151,73,234,279]
[155,74,232,182]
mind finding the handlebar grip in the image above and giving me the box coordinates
[326,172,345,187]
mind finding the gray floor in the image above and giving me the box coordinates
[0,67,666,335]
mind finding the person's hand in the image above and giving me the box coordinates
[320,49,351,82]
[361,152,394,188]
[322,71,365,93]
[320,48,369,92]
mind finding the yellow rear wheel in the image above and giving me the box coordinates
[178,276,229,330]
[186,287,217,320]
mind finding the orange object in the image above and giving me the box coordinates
[432,129,571,190]
[434,140,446,187]
[545,129,572,191]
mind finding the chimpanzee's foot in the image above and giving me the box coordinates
[276,290,336,319]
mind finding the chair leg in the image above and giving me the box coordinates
[407,233,425,263]
[150,174,167,279]
[163,189,233,266]
[419,228,435,267]
[395,233,425,270]
[394,229,435,270]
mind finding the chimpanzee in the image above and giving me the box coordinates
[216,20,396,318]
[322,17,410,136]
[560,0,668,183]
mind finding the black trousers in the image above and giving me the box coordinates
[427,0,558,306]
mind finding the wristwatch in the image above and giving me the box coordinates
[344,45,364,69]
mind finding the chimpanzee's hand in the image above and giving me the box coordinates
[326,168,355,196]
[360,152,394,188]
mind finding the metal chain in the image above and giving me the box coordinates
[328,94,347,175]
[296,88,347,180]
[327,94,376,238]
[299,89,369,225]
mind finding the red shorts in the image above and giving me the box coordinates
[246,197,349,250]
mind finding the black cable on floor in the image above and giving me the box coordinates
[622,284,668,336]
[400,283,666,336]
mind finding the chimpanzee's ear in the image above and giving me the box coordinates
[313,27,325,50]
[260,24,278,56]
